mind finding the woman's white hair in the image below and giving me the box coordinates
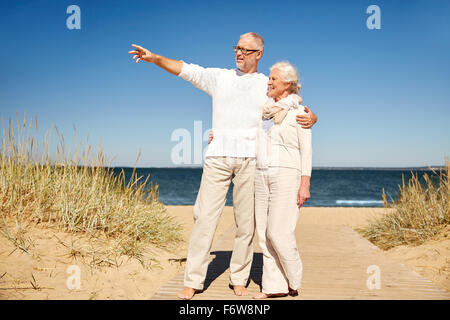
[270,61,302,94]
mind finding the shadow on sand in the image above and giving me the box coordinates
[199,251,263,294]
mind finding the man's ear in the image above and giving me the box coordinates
[256,50,263,60]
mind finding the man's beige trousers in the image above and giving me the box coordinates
[184,156,256,290]
[255,167,303,294]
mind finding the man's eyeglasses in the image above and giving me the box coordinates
[233,46,259,55]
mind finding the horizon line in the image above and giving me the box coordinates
[109,165,446,170]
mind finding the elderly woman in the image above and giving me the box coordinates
[253,61,312,299]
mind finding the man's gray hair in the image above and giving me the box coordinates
[270,61,301,94]
[240,32,265,51]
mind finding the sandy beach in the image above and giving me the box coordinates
[0,206,448,299]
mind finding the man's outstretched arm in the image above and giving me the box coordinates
[128,44,182,76]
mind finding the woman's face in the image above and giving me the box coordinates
[267,68,291,100]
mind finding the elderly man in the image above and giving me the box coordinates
[129,32,317,300]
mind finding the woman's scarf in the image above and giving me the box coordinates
[262,94,303,124]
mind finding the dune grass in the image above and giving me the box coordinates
[0,113,182,266]
[357,160,450,250]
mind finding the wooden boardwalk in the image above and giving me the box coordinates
[152,224,450,300]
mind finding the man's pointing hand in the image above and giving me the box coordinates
[129,44,155,63]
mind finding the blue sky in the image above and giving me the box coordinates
[1,0,449,167]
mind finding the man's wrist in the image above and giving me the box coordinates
[151,53,162,64]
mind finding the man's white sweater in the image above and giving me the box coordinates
[179,61,268,158]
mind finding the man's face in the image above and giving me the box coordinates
[235,37,262,73]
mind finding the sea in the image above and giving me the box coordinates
[111,167,441,207]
